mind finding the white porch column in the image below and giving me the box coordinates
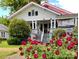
[50,19,53,29]
[54,19,56,28]
[32,21,34,29]
[35,21,37,29]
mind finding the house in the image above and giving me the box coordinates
[0,24,9,39]
[8,1,78,42]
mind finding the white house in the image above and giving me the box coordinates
[0,24,9,39]
[8,2,78,42]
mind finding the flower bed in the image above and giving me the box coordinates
[19,32,78,59]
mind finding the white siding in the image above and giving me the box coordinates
[15,5,57,21]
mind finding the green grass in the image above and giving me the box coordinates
[0,40,20,48]
[0,40,20,59]
[0,51,17,59]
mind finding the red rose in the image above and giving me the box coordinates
[31,40,38,45]
[70,42,75,47]
[19,47,23,51]
[47,47,51,51]
[50,39,54,44]
[46,43,49,46]
[66,37,72,41]
[20,52,24,56]
[34,53,38,58]
[57,39,62,47]
[67,45,72,50]
[55,50,60,55]
[28,37,32,42]
[67,42,75,50]
[62,33,66,37]
[21,40,26,45]
[26,48,31,52]
[42,53,47,59]
[29,45,33,49]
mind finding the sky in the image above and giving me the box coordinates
[0,0,79,17]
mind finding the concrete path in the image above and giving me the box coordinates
[6,54,25,59]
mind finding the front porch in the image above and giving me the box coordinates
[29,19,56,43]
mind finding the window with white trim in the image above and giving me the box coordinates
[1,32,5,38]
[28,10,38,16]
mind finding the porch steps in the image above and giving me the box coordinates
[42,33,49,43]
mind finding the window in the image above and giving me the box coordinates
[35,11,38,16]
[28,12,31,16]
[1,32,5,37]
[28,10,38,16]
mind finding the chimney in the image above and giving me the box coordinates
[41,0,48,4]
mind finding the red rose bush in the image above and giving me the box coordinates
[19,32,78,59]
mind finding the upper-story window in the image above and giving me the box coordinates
[28,10,38,16]
[35,11,38,16]
[28,12,31,16]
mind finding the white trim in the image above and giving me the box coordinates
[50,19,52,29]
[8,2,60,19]
[54,19,56,28]
[32,21,34,29]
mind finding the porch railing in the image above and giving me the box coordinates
[41,31,44,42]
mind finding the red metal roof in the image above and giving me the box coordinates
[42,3,73,15]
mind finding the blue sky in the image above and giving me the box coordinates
[0,0,78,17]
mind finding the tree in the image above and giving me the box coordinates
[0,17,10,26]
[8,18,31,45]
[0,0,42,13]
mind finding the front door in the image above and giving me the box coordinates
[44,24,48,33]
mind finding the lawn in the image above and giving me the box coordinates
[0,40,20,59]
[0,51,17,59]
[0,40,20,48]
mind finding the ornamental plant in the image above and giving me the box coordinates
[19,31,78,59]
[8,18,31,45]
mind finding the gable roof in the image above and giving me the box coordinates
[0,24,8,31]
[42,2,73,15]
[8,2,74,19]
[8,2,60,19]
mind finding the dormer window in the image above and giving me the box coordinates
[28,12,31,16]
[28,10,38,16]
[35,11,38,16]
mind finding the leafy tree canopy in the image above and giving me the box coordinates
[0,0,42,13]
[0,17,10,26]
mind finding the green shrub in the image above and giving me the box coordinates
[73,26,78,38]
[7,36,27,45]
[8,18,31,45]
[7,37,17,45]
[53,28,65,38]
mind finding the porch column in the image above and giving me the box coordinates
[32,21,34,29]
[50,19,53,29]
[35,21,37,29]
[54,19,56,28]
